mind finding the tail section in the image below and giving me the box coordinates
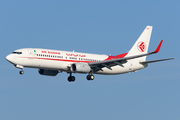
[126,26,153,61]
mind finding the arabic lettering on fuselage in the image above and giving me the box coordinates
[66,53,86,57]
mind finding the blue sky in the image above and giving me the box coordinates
[0,0,179,120]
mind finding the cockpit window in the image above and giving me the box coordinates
[12,52,22,54]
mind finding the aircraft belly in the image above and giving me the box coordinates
[95,65,129,75]
[95,63,145,75]
[24,59,68,70]
[39,60,68,70]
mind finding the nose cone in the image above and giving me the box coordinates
[6,54,13,63]
[6,55,10,61]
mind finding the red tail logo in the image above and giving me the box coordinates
[137,41,146,52]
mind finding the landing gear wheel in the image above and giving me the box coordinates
[68,76,75,82]
[19,71,24,75]
[87,75,91,80]
[90,75,94,80]
[86,75,94,80]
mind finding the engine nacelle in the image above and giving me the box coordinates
[71,63,91,73]
[38,69,58,76]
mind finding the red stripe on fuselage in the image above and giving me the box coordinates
[19,52,128,63]
[19,57,94,63]
[105,52,128,60]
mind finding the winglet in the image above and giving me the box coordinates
[153,40,163,53]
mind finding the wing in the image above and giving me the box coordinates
[88,40,164,72]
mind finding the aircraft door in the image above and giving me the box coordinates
[27,49,34,66]
[28,49,33,60]
[129,60,134,71]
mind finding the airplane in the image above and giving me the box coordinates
[6,26,174,82]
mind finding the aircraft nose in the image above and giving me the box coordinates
[6,54,13,63]
[6,55,10,61]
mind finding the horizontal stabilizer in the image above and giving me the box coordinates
[140,58,175,64]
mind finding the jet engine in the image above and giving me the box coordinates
[38,69,59,76]
[71,63,91,73]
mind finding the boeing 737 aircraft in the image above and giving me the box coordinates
[6,26,174,82]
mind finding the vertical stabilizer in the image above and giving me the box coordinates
[126,26,153,61]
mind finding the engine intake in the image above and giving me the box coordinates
[71,63,91,73]
[39,69,58,76]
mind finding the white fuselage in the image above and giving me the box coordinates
[6,48,146,75]
[6,26,173,81]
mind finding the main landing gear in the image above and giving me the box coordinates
[86,74,94,80]
[68,73,75,82]
[67,73,95,82]
[87,71,94,80]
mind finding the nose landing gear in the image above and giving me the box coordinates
[19,69,24,75]
[14,65,24,75]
